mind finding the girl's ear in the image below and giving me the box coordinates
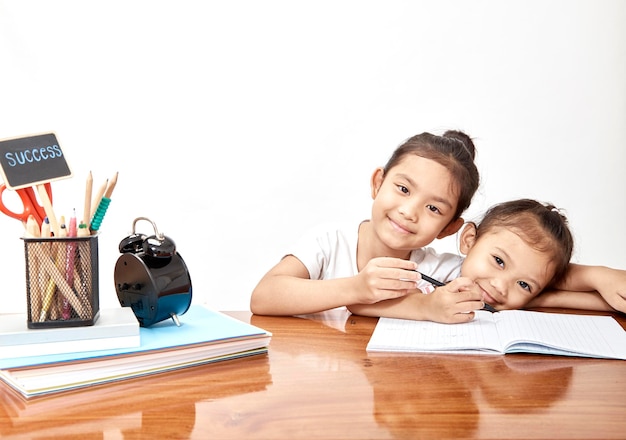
[437,217,464,239]
[459,222,478,255]
[370,167,385,199]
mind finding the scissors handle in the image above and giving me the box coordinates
[0,183,52,226]
[0,184,28,223]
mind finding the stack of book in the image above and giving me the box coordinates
[0,305,272,398]
[1,307,140,359]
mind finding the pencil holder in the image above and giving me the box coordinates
[23,235,100,328]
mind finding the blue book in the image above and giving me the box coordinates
[0,305,271,398]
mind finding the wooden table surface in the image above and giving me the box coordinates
[1,308,625,439]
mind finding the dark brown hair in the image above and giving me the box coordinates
[476,199,574,287]
[383,130,479,220]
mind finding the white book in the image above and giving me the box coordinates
[366,310,626,360]
[0,307,140,359]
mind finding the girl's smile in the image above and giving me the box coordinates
[476,282,501,307]
[460,225,556,310]
[387,216,414,235]
[369,155,461,253]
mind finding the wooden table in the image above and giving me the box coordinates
[1,308,625,439]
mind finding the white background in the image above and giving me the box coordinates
[0,0,624,314]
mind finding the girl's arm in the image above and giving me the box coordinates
[250,256,358,315]
[250,255,421,316]
[527,264,626,313]
[526,289,616,311]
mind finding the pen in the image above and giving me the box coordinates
[415,270,497,312]
[482,303,498,313]
[416,271,445,287]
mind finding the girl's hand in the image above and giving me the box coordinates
[353,257,421,304]
[422,277,485,324]
[594,268,626,313]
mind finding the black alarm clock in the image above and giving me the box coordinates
[114,217,192,327]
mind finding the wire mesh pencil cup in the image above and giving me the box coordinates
[23,235,100,328]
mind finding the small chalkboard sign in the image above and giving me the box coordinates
[0,133,72,190]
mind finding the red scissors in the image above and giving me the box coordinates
[0,183,53,227]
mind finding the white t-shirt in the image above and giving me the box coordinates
[290,221,464,292]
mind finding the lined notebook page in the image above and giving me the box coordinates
[494,310,626,359]
[366,313,502,353]
[367,310,626,359]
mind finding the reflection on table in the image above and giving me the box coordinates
[0,307,625,439]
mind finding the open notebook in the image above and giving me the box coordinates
[366,309,626,360]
